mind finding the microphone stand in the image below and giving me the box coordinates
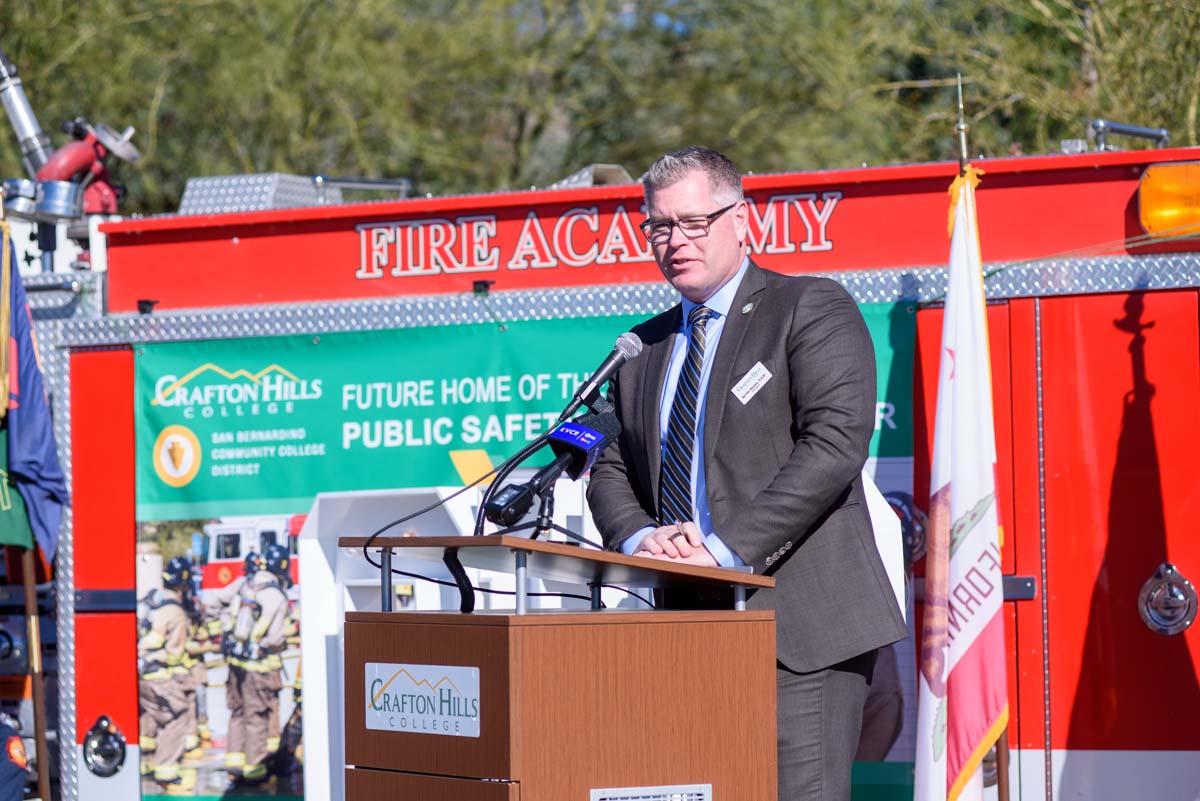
[477,407,619,544]
[492,491,592,546]
[460,406,616,613]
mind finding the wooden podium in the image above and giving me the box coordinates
[338,535,778,801]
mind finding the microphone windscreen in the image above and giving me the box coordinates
[615,331,643,360]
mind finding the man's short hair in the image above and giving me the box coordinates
[642,146,744,204]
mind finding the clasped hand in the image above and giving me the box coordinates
[633,521,717,566]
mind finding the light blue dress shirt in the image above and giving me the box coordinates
[619,259,749,567]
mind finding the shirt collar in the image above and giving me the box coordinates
[680,257,750,324]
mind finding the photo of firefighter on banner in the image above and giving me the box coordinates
[135,517,303,798]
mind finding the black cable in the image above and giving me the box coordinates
[377,565,597,605]
[361,426,553,561]
[357,426,608,606]
[599,584,656,608]
[360,462,495,564]
[472,431,554,536]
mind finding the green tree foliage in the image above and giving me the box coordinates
[139,518,211,563]
[0,1,1196,214]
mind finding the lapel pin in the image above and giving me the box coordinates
[741,302,754,314]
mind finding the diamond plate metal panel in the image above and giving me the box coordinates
[829,254,1200,304]
[51,284,682,347]
[46,328,77,800]
[176,173,342,215]
[41,254,1200,352]
[981,254,1200,298]
[24,270,104,320]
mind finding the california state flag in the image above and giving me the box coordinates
[914,167,1009,801]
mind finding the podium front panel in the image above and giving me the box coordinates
[345,619,516,778]
[344,610,777,801]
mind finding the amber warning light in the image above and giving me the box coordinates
[1139,161,1200,238]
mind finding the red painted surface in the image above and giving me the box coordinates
[913,303,1017,575]
[71,349,136,591]
[102,147,1200,312]
[917,294,1053,756]
[38,136,122,215]
[69,349,138,746]
[1042,290,1200,749]
[201,561,239,590]
[73,612,137,744]
[913,299,1026,750]
[1006,298,1048,752]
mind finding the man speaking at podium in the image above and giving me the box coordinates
[586,146,906,801]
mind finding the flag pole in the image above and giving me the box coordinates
[954,72,1011,801]
[21,546,50,800]
[955,73,969,177]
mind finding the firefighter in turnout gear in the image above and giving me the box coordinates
[0,712,29,801]
[208,551,261,627]
[138,556,197,794]
[182,589,219,761]
[214,550,260,780]
[279,595,302,768]
[225,544,290,785]
[219,551,262,779]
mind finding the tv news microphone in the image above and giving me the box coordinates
[484,412,622,526]
[545,411,622,480]
[558,332,643,421]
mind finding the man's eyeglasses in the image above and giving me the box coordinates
[639,202,739,243]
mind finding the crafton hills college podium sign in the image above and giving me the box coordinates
[339,534,778,801]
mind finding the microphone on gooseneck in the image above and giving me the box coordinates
[484,411,622,526]
[557,332,643,422]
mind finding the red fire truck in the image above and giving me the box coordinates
[4,114,1198,798]
[198,515,304,590]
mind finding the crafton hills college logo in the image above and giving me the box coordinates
[153,424,202,487]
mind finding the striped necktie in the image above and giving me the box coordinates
[658,305,713,526]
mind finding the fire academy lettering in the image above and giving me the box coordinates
[355,192,841,279]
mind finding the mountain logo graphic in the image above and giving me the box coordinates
[371,668,463,705]
[151,363,319,407]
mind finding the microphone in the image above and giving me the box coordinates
[558,332,643,421]
[484,412,622,526]
[545,411,622,480]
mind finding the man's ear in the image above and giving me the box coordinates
[733,198,750,244]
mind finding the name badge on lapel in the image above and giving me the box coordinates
[731,361,772,405]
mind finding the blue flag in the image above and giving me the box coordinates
[5,236,68,560]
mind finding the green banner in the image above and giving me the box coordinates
[135,306,914,520]
[861,301,916,460]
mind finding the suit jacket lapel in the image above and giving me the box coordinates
[642,305,682,508]
[703,264,767,471]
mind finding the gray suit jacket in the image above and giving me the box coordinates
[587,264,907,672]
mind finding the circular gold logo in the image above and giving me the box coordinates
[153,425,202,487]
